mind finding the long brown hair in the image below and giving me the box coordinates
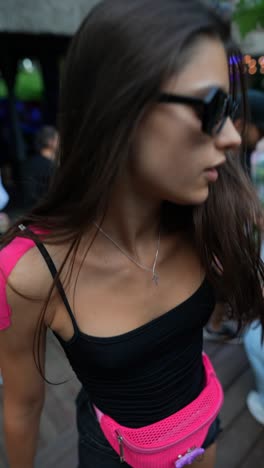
[2,0,264,375]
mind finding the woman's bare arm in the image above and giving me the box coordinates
[0,247,55,468]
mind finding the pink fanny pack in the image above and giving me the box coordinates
[94,353,223,468]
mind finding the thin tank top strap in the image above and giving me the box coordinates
[19,225,78,332]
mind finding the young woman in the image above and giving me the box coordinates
[0,1,264,467]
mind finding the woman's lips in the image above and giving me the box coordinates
[204,159,225,182]
[204,167,219,182]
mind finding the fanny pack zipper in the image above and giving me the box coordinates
[117,435,125,463]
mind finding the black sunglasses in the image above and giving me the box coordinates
[157,87,238,136]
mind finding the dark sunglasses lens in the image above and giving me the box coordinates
[211,92,228,135]
[202,90,226,135]
[214,98,238,135]
[209,92,239,136]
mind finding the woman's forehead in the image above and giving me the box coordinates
[166,38,230,96]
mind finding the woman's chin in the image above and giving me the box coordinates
[189,186,210,205]
[167,187,209,206]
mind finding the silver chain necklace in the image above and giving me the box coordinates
[94,222,161,285]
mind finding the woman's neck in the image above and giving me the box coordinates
[95,176,162,256]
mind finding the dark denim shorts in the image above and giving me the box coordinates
[76,388,222,468]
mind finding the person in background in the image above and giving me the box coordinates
[0,169,10,385]
[244,322,264,425]
[251,136,264,208]
[235,89,264,177]
[0,170,9,213]
[243,121,264,426]
[0,169,10,235]
[203,302,238,342]
[22,126,58,209]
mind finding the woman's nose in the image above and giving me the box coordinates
[215,117,242,152]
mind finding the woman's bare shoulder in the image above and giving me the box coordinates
[1,238,62,330]
[7,243,56,299]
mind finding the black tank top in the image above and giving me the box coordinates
[35,238,215,428]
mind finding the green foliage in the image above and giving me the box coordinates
[234,0,264,37]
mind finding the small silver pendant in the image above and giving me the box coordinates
[152,273,159,285]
